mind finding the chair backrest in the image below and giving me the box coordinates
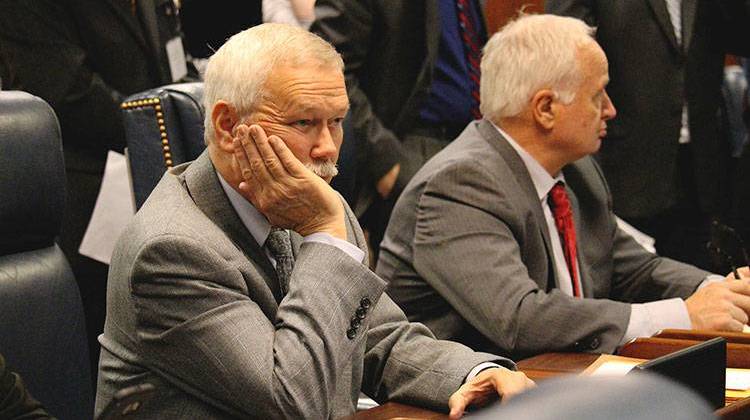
[121,82,205,209]
[0,91,93,419]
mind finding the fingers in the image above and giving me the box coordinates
[447,368,534,418]
[248,125,287,181]
[233,125,260,201]
[448,392,470,419]
[493,370,534,403]
[727,301,750,326]
[738,267,750,278]
[266,134,310,177]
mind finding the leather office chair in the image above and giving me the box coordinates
[0,91,94,419]
[121,82,205,210]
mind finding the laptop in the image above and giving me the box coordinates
[630,336,726,409]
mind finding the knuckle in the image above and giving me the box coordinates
[250,160,264,173]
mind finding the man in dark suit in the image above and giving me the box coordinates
[378,14,750,361]
[96,23,532,418]
[546,0,750,270]
[312,0,487,256]
[0,0,193,375]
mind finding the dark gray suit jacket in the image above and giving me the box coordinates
[546,0,750,218]
[95,151,510,418]
[378,120,709,360]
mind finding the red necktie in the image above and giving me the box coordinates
[548,182,582,297]
[456,0,482,119]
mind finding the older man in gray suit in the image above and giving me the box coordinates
[378,14,750,361]
[95,24,533,419]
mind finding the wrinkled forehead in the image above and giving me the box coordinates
[263,63,349,113]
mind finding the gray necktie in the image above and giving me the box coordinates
[265,227,294,296]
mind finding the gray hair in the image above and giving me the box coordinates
[202,23,344,144]
[480,14,596,121]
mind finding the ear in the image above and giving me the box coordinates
[211,100,238,153]
[530,89,557,131]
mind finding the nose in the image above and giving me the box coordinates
[602,90,616,121]
[311,124,339,160]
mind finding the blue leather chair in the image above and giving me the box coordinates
[121,82,206,210]
[0,91,93,419]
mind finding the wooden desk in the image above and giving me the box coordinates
[348,352,750,419]
[518,352,750,418]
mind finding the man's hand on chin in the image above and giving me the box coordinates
[448,367,535,419]
[233,123,347,240]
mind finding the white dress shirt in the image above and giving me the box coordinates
[665,0,692,144]
[492,123,704,345]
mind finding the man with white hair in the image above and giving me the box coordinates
[95,23,533,418]
[378,14,750,360]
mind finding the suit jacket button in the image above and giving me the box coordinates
[589,337,600,350]
[350,317,362,329]
[347,328,357,339]
[356,307,367,319]
[360,297,371,309]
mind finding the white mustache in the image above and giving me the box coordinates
[305,160,339,178]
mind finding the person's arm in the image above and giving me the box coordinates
[0,0,126,153]
[263,0,313,27]
[290,0,316,24]
[410,161,631,356]
[312,0,406,198]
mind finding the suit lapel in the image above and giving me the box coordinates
[104,0,149,52]
[184,152,283,302]
[681,0,697,53]
[476,120,558,289]
[645,0,681,54]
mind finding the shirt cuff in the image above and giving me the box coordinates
[303,232,366,264]
[465,362,503,383]
[698,274,725,289]
[621,298,692,345]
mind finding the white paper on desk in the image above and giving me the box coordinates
[79,151,135,265]
[727,368,750,391]
[590,360,639,376]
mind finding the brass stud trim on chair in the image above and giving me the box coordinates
[120,96,173,169]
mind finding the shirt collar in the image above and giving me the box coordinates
[216,171,271,246]
[490,121,565,201]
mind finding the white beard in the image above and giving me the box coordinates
[305,160,339,179]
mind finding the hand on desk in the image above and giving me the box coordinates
[685,267,750,331]
[447,367,535,419]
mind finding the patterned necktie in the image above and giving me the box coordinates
[265,227,294,296]
[547,182,582,298]
[456,0,482,119]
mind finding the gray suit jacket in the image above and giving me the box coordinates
[377,120,710,360]
[95,151,509,418]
